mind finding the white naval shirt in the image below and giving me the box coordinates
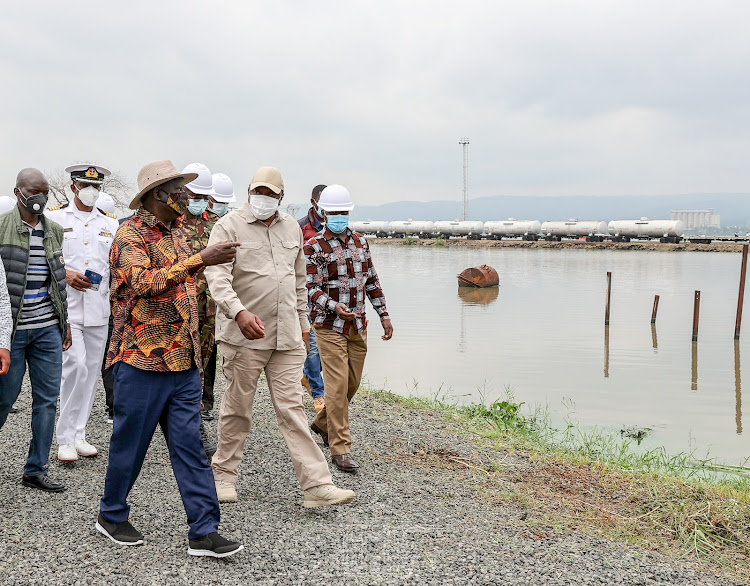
[46,201,119,327]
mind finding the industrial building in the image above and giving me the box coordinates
[670,209,721,229]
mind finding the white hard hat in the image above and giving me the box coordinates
[318,184,354,212]
[182,163,213,196]
[0,195,16,214]
[97,191,116,215]
[211,173,236,203]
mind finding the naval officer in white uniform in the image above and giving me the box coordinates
[46,164,119,463]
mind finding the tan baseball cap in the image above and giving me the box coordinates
[249,166,284,195]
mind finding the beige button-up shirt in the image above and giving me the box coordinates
[205,204,309,351]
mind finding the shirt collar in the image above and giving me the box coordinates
[136,206,173,230]
[323,227,351,242]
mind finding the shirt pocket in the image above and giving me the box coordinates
[281,240,300,272]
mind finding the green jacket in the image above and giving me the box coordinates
[0,207,68,340]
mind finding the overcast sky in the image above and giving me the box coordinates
[2,1,750,207]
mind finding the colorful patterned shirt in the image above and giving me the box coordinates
[304,228,388,334]
[106,207,204,372]
[181,210,218,317]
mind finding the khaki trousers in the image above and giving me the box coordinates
[312,326,368,455]
[212,342,332,490]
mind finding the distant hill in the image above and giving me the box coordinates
[350,193,750,226]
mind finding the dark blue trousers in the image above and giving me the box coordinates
[99,362,220,539]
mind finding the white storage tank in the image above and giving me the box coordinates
[388,220,435,238]
[350,220,390,237]
[541,219,609,239]
[433,220,485,238]
[608,218,685,241]
[484,219,541,240]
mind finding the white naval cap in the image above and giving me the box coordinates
[65,163,111,185]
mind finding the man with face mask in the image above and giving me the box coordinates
[0,168,72,492]
[97,160,243,556]
[180,163,219,426]
[205,166,355,508]
[46,164,119,463]
[305,185,394,473]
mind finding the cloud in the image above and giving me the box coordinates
[2,0,750,206]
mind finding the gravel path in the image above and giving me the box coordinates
[0,373,740,586]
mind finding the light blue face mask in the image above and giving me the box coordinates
[187,199,209,216]
[326,215,349,233]
[210,202,229,217]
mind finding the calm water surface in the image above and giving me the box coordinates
[362,245,748,464]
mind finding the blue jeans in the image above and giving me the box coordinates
[303,326,324,398]
[0,325,63,476]
[100,363,220,539]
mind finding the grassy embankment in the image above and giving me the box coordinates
[360,387,750,581]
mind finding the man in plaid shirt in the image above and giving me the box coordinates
[305,185,393,473]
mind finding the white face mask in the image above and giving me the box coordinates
[249,193,279,220]
[77,185,100,207]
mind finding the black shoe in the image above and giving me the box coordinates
[188,532,243,558]
[200,421,216,459]
[200,408,214,421]
[9,406,18,414]
[310,422,329,448]
[21,473,66,492]
[95,513,144,546]
[106,409,114,424]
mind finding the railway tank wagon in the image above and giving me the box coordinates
[433,220,485,240]
[388,220,435,239]
[541,220,609,242]
[484,219,542,241]
[350,220,391,238]
[607,218,685,243]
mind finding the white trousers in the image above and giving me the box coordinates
[56,323,108,445]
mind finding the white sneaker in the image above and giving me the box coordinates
[304,484,356,508]
[75,439,99,458]
[215,480,237,503]
[57,443,78,462]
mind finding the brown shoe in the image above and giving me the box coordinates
[301,376,311,397]
[310,423,329,447]
[331,453,359,473]
[313,396,325,413]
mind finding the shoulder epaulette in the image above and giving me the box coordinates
[98,209,117,219]
[47,204,65,211]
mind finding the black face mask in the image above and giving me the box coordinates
[16,188,48,215]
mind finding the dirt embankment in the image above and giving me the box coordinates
[370,238,746,253]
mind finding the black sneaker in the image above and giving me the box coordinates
[200,421,216,459]
[106,409,114,424]
[200,408,214,421]
[95,513,144,546]
[188,532,243,558]
[21,473,66,492]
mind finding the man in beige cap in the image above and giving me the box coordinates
[205,166,355,508]
[97,160,243,557]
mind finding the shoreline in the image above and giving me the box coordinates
[369,237,747,253]
[0,377,746,584]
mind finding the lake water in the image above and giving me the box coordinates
[361,244,748,465]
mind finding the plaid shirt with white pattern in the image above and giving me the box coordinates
[304,228,388,335]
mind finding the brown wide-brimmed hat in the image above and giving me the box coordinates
[129,160,199,210]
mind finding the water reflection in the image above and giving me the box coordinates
[457,287,499,306]
[651,324,658,352]
[604,325,609,378]
[457,287,499,354]
[735,340,743,435]
[691,342,698,391]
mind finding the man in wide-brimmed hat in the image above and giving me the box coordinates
[96,160,243,557]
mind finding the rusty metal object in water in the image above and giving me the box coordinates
[457,265,499,288]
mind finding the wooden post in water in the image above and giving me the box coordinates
[692,291,701,342]
[735,244,748,339]
[605,272,612,325]
[651,295,660,324]
[735,339,743,435]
